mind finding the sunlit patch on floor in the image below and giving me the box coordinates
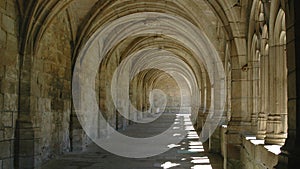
[189,141,203,146]
[184,122,193,126]
[185,125,195,131]
[173,133,181,137]
[250,139,264,145]
[167,144,181,148]
[191,164,213,169]
[187,133,200,139]
[191,157,210,164]
[189,146,204,149]
[264,145,282,155]
[245,136,256,140]
[188,148,204,153]
[161,161,180,169]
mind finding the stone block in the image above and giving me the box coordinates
[37,99,45,112]
[61,91,70,100]
[63,101,71,112]
[1,80,16,94]
[19,139,34,156]
[6,0,16,19]
[231,80,242,96]
[31,81,40,97]
[0,66,4,79]
[1,112,12,127]
[58,54,67,67]
[243,139,253,157]
[37,73,45,85]
[17,156,34,169]
[0,0,6,10]
[6,33,18,53]
[2,14,14,35]
[2,50,18,66]
[0,129,3,140]
[51,65,59,75]
[35,60,44,73]
[65,69,71,81]
[44,63,52,74]
[51,99,64,111]
[44,99,51,112]
[58,67,65,78]
[0,141,10,158]
[0,27,6,43]
[254,145,264,163]
[12,111,17,127]
[3,94,17,111]
[19,95,30,112]
[2,158,13,169]
[4,127,13,140]
[0,93,3,110]
[20,70,30,84]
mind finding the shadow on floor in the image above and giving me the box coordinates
[42,113,223,169]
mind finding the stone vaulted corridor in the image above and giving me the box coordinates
[1,0,300,169]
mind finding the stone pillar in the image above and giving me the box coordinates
[276,0,300,168]
[250,57,261,132]
[209,60,227,153]
[265,114,286,145]
[256,112,267,139]
[15,65,37,168]
[256,41,269,140]
[226,67,252,168]
[14,118,35,169]
[265,5,288,145]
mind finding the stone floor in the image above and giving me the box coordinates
[42,113,223,169]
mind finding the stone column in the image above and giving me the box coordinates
[256,112,267,139]
[265,6,288,145]
[15,53,37,168]
[256,40,269,140]
[226,38,252,169]
[276,0,300,168]
[208,60,227,153]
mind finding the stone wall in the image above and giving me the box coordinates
[32,10,73,164]
[240,135,279,169]
[0,0,19,168]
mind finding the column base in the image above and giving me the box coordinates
[265,133,287,145]
[14,119,36,169]
[256,131,266,140]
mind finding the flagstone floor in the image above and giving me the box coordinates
[42,113,223,169]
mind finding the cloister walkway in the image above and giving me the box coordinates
[42,113,223,169]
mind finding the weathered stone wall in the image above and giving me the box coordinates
[32,10,72,164]
[154,77,180,112]
[0,0,19,168]
[240,135,279,169]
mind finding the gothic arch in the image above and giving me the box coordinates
[265,1,287,145]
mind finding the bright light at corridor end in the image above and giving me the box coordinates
[72,12,226,158]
